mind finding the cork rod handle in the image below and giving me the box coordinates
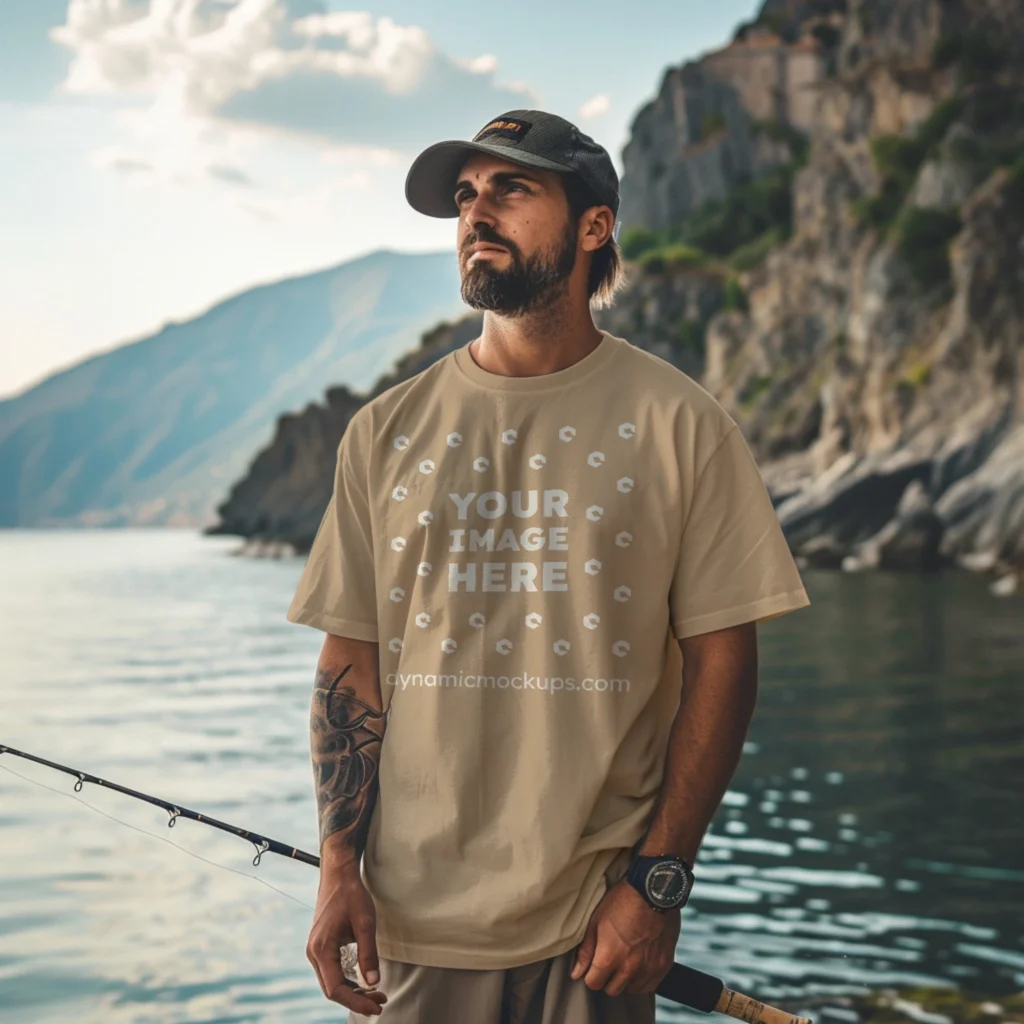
[714,987,813,1024]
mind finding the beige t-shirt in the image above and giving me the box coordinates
[287,330,810,969]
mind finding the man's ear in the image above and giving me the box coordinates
[579,206,615,252]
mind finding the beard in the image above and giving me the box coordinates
[460,218,577,316]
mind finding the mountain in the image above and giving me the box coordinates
[212,0,1024,585]
[0,250,464,528]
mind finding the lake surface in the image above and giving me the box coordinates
[1,529,1022,1023]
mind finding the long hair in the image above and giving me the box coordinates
[562,173,625,309]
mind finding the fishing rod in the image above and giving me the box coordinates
[0,743,810,1024]
[0,742,317,867]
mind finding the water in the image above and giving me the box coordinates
[1,529,1021,1023]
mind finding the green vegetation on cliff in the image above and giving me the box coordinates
[621,123,808,275]
[852,96,966,231]
[850,82,1024,289]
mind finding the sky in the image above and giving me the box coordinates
[0,0,760,399]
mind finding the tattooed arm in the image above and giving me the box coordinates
[306,633,388,1017]
[311,634,387,855]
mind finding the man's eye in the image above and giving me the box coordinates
[506,182,527,193]
[455,191,473,205]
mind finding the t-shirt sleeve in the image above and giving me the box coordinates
[286,408,378,642]
[669,425,810,639]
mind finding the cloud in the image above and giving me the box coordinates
[578,92,610,120]
[104,154,155,175]
[51,1,538,154]
[207,163,255,186]
[81,101,266,188]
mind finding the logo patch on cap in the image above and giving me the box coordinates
[473,118,532,144]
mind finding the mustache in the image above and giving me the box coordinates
[461,224,520,258]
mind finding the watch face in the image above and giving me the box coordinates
[645,862,690,909]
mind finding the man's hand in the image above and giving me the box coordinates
[306,860,387,1017]
[570,878,680,997]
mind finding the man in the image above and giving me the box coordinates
[287,109,811,1022]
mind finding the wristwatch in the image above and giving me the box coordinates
[625,852,695,912]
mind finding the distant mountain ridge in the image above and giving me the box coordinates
[0,249,464,528]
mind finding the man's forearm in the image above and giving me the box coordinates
[636,623,759,864]
[310,653,387,867]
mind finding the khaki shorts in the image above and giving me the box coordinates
[347,948,657,1024]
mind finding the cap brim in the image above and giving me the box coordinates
[405,140,574,218]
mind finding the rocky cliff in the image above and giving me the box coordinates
[698,0,1024,578]
[212,0,1024,587]
[618,0,840,231]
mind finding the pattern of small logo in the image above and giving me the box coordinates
[385,413,643,671]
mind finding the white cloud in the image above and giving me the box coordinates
[53,0,286,112]
[578,92,610,120]
[459,53,498,74]
[51,1,539,162]
[207,163,255,186]
[84,99,267,188]
[89,149,154,175]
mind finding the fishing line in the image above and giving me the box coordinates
[0,761,315,912]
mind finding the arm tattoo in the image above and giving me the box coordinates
[310,663,387,850]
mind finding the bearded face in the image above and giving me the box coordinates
[459,214,578,317]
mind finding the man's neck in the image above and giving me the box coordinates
[470,296,603,379]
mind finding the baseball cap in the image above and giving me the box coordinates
[405,109,619,218]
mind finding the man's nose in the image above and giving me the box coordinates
[463,190,498,230]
